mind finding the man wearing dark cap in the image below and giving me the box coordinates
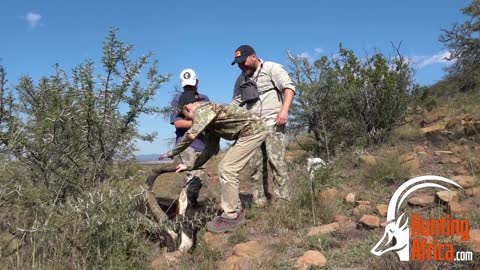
[168,68,210,207]
[231,45,295,207]
[160,91,269,233]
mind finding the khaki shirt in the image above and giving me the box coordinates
[231,59,296,127]
[167,102,266,170]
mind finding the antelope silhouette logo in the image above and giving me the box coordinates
[370,175,462,261]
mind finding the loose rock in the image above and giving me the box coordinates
[436,191,459,203]
[295,250,327,270]
[359,215,381,229]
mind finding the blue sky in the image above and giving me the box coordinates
[0,0,471,155]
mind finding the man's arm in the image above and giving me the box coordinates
[276,88,295,126]
[174,94,210,129]
[230,75,243,106]
[270,63,296,126]
[189,134,220,170]
[165,106,217,158]
[174,119,193,129]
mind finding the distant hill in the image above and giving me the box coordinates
[135,154,161,162]
[134,154,173,165]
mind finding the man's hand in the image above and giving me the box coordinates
[176,164,187,172]
[275,109,288,126]
[158,153,171,160]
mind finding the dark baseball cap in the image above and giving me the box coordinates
[178,91,199,111]
[231,45,255,65]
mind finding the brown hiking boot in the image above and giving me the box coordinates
[206,209,246,233]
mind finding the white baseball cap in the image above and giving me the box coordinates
[179,68,198,87]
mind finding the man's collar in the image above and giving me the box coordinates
[251,59,264,78]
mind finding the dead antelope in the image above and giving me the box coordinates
[138,162,213,252]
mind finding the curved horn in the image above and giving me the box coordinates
[386,175,462,221]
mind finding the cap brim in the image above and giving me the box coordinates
[181,79,197,87]
[231,55,248,65]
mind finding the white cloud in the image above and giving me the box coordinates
[413,51,455,69]
[25,12,42,28]
[331,53,341,60]
[314,48,324,53]
[299,52,311,59]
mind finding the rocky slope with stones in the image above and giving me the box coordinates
[147,103,480,270]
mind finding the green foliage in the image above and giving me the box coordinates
[440,0,480,92]
[410,84,437,111]
[0,29,171,269]
[1,179,150,269]
[0,28,170,198]
[288,44,412,159]
[0,66,14,156]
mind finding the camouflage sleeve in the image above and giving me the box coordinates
[167,105,217,157]
[189,133,220,170]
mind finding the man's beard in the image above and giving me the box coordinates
[243,67,256,77]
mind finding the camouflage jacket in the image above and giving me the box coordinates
[166,102,266,170]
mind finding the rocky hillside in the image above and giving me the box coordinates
[145,95,480,270]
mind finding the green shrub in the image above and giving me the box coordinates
[363,152,410,186]
[1,180,151,269]
[0,29,171,269]
[288,44,412,159]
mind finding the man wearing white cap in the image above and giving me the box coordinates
[168,68,210,207]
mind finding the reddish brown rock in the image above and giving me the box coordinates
[307,222,340,236]
[440,156,462,164]
[466,187,480,197]
[359,215,381,229]
[408,195,435,207]
[453,166,469,176]
[469,229,480,253]
[219,255,243,270]
[452,175,476,188]
[295,250,327,270]
[357,200,372,206]
[413,146,426,153]
[232,241,266,258]
[436,191,459,203]
[448,201,468,217]
[448,144,463,154]
[334,215,350,224]
[353,205,372,215]
[449,157,463,164]
[375,204,388,217]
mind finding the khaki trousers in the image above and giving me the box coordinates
[218,130,269,218]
